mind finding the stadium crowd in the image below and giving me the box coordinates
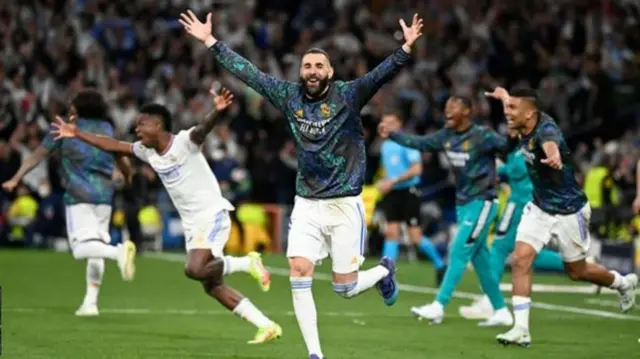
[0,0,639,249]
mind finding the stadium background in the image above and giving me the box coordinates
[0,0,639,358]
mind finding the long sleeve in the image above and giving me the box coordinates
[345,47,411,110]
[209,42,298,111]
[389,129,445,152]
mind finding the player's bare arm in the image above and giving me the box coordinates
[378,162,422,195]
[115,155,133,185]
[1,146,50,192]
[52,116,134,155]
[540,141,562,169]
[189,88,234,146]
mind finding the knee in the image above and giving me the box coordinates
[332,281,357,299]
[511,250,534,274]
[385,226,400,239]
[184,263,205,281]
[289,257,314,277]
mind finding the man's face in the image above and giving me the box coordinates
[444,97,469,128]
[504,97,533,130]
[300,53,333,97]
[381,114,402,132]
[134,114,161,147]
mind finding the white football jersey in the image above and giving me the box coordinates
[131,128,234,230]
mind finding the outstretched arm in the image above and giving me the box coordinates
[1,146,50,192]
[180,10,294,110]
[189,88,234,146]
[51,116,133,155]
[347,14,423,109]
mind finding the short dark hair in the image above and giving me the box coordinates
[139,103,172,131]
[303,48,330,59]
[509,87,539,106]
[72,89,108,119]
[450,95,472,110]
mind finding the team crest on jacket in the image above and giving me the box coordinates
[320,103,331,118]
[296,109,304,118]
[528,138,535,151]
[462,140,470,151]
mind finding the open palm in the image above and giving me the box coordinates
[400,13,424,46]
[211,87,234,111]
[51,116,77,140]
[179,10,213,42]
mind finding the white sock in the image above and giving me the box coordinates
[232,298,273,328]
[223,256,252,276]
[609,270,626,290]
[83,258,104,306]
[72,241,119,261]
[290,277,322,357]
[345,265,389,297]
[512,296,531,331]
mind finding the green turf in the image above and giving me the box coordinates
[0,250,637,358]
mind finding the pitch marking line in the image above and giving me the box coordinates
[148,253,640,321]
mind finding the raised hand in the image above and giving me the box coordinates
[51,115,77,140]
[400,13,424,47]
[540,152,562,170]
[210,87,234,112]
[484,87,509,101]
[2,179,18,193]
[179,10,213,43]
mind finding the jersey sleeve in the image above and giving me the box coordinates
[178,128,201,153]
[131,141,149,162]
[537,122,562,145]
[41,132,61,152]
[389,129,445,152]
[405,147,421,164]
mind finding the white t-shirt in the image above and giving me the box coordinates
[131,128,234,230]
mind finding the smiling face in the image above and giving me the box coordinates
[504,96,535,131]
[300,51,334,98]
[444,97,471,129]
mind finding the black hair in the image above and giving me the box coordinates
[139,103,172,131]
[450,95,473,110]
[303,47,330,60]
[71,88,108,120]
[509,87,539,107]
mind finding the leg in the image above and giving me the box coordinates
[286,197,327,359]
[381,191,403,261]
[382,221,401,261]
[555,204,638,312]
[435,201,493,307]
[533,249,564,271]
[185,249,279,342]
[412,201,492,324]
[460,203,518,321]
[329,198,393,305]
[497,203,551,347]
[75,258,104,316]
[67,204,136,281]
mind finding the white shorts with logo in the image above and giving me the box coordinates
[287,195,367,274]
[516,202,591,262]
[65,204,112,246]
[183,210,232,257]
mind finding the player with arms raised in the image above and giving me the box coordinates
[2,89,136,317]
[485,86,638,347]
[179,9,423,359]
[378,96,513,326]
[52,88,282,344]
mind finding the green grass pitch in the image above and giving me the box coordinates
[1,250,638,358]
